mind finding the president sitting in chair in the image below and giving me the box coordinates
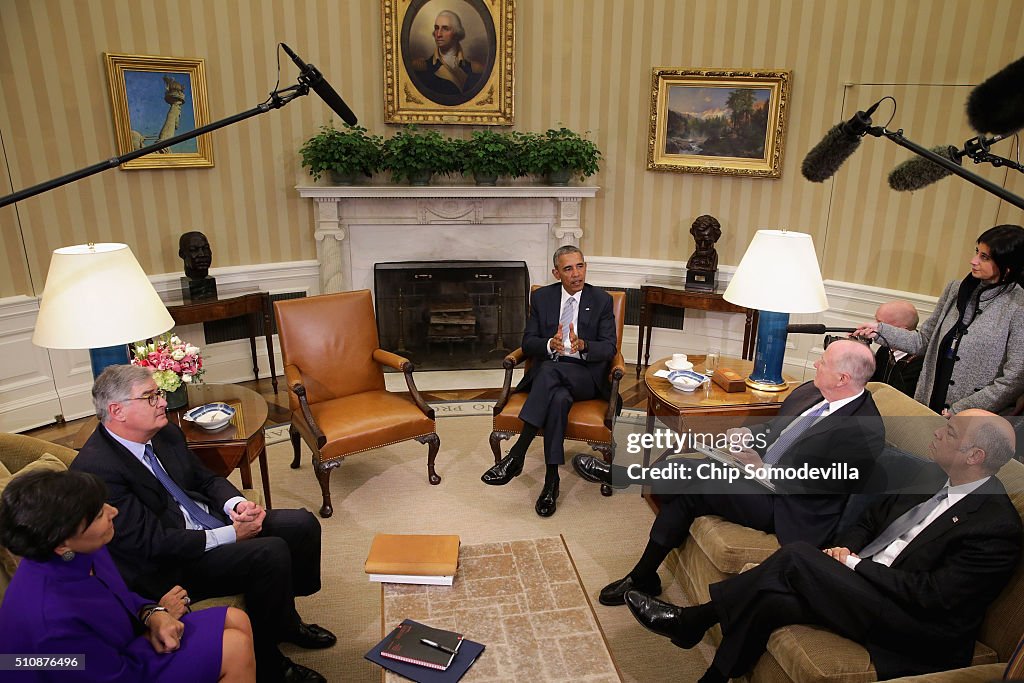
[481,246,620,517]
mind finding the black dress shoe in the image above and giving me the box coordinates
[283,621,337,649]
[281,657,326,683]
[624,590,706,649]
[572,454,627,488]
[599,573,662,606]
[481,454,524,485]
[535,480,559,517]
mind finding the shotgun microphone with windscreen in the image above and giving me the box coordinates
[280,43,358,126]
[800,99,884,182]
[786,324,859,334]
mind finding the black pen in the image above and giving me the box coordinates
[420,638,457,655]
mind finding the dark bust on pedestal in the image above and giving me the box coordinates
[179,231,217,300]
[685,214,722,292]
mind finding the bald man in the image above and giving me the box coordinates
[578,340,885,606]
[625,410,1021,682]
[868,300,924,397]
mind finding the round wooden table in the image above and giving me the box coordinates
[74,383,273,508]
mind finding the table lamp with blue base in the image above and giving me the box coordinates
[723,230,828,391]
[32,243,175,380]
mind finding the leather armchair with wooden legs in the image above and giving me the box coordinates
[489,289,626,495]
[274,290,440,518]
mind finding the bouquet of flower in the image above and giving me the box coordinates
[131,334,205,392]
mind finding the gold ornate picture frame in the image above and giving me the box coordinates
[104,53,214,169]
[648,68,791,178]
[382,0,515,125]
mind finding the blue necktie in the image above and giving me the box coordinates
[143,444,222,530]
[762,402,830,465]
[559,297,576,353]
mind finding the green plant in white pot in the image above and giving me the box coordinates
[382,125,458,185]
[459,130,520,185]
[299,123,383,184]
[522,127,602,185]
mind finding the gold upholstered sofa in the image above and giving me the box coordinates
[665,382,1024,682]
[0,432,256,612]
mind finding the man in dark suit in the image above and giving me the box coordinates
[481,245,618,517]
[72,364,332,683]
[624,409,1021,683]
[574,339,885,605]
[868,300,924,397]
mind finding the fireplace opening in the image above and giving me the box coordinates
[374,261,530,371]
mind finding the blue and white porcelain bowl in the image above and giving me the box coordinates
[667,369,709,392]
[183,403,235,431]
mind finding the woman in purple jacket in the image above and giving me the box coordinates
[0,470,255,682]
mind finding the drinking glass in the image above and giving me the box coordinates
[705,347,721,374]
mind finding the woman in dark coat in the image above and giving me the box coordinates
[0,470,255,682]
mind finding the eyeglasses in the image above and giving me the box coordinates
[124,389,166,407]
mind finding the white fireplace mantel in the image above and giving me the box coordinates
[297,185,599,294]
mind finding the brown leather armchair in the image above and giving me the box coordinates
[489,288,626,495]
[274,290,440,518]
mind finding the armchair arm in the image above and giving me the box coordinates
[372,348,412,372]
[373,349,434,420]
[493,348,526,414]
[604,351,626,429]
[284,363,326,449]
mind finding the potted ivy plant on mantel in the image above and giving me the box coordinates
[299,122,383,185]
[382,125,457,185]
[523,127,602,185]
[458,129,521,185]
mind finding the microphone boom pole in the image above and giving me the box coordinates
[0,82,311,209]
[870,126,1024,210]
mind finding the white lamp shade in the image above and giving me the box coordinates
[32,243,174,349]
[723,230,829,313]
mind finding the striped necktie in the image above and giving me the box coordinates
[857,487,950,559]
[143,444,222,530]
[762,402,830,465]
[559,297,576,352]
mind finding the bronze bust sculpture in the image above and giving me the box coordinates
[179,231,216,299]
[685,215,721,291]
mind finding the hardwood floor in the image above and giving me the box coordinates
[24,366,653,447]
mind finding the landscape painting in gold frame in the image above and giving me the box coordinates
[382,0,515,125]
[104,53,214,169]
[648,68,790,178]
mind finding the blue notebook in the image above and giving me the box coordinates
[366,622,486,683]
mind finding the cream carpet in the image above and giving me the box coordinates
[227,413,714,682]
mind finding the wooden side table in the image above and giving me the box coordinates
[641,355,797,511]
[164,290,278,392]
[74,383,273,509]
[636,285,759,378]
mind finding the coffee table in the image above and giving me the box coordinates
[74,383,273,508]
[380,536,620,682]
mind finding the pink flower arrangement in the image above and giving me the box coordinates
[131,334,205,392]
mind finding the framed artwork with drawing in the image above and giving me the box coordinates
[382,0,515,125]
[648,68,791,178]
[104,53,214,170]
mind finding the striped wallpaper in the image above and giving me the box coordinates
[1,0,1022,300]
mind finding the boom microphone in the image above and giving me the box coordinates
[801,99,883,182]
[280,43,358,126]
[786,324,858,334]
[888,145,963,191]
[966,54,1024,136]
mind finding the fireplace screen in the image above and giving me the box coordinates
[374,261,529,371]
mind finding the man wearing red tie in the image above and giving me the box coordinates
[481,246,618,517]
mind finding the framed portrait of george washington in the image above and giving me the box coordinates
[104,53,214,169]
[648,68,791,178]
[382,0,515,125]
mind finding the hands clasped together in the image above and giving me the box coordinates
[230,500,266,540]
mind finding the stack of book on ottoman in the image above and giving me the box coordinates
[364,533,460,586]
